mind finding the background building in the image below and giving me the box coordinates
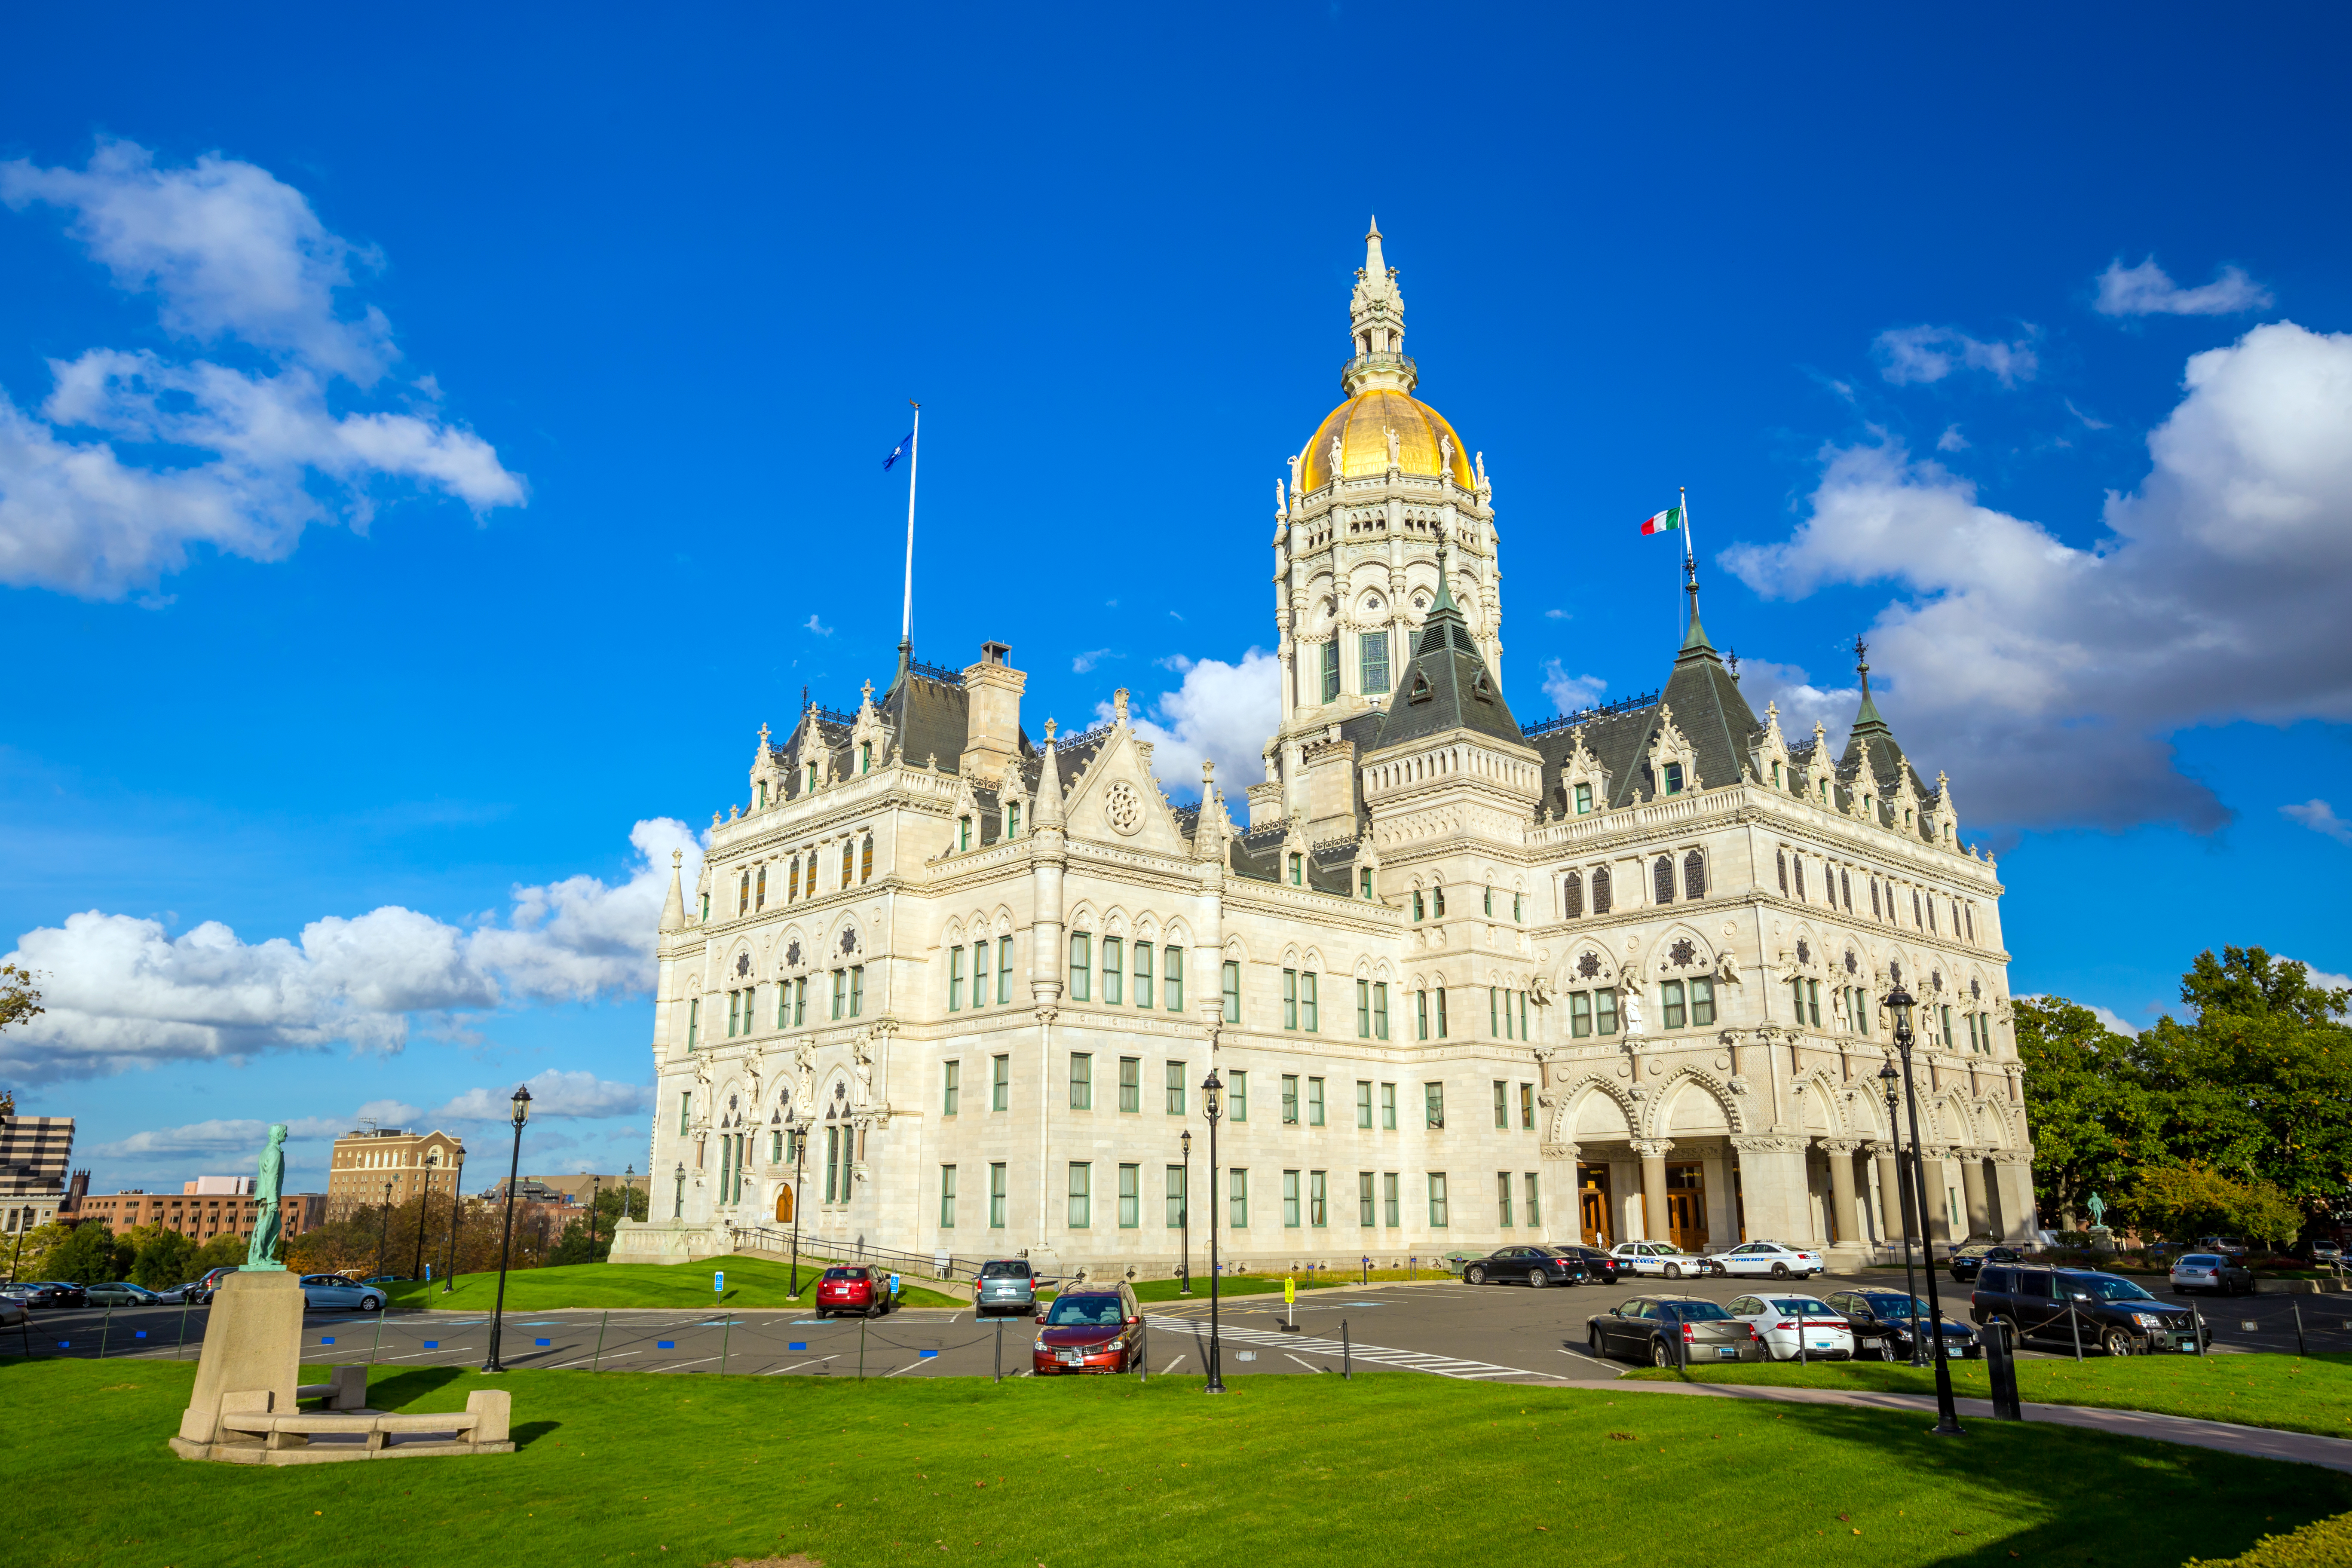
[70,1188,323,1244]
[0,1092,74,1237]
[327,1126,466,1220]
[613,228,2031,1277]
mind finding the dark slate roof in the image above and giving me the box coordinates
[1370,577,1522,751]
[1592,602,1766,807]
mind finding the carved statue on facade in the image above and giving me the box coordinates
[1329,433,1343,481]
[851,1033,875,1107]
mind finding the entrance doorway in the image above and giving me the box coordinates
[774,1185,795,1224]
[1666,1163,1707,1252]
[1577,1164,1613,1245]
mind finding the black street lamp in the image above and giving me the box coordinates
[624,1163,636,1226]
[1886,984,1964,1437]
[376,1179,393,1279]
[410,1158,432,1282]
[787,1111,806,1298]
[1200,1068,1225,1394]
[1880,1060,1925,1368]
[588,1175,601,1262]
[441,1148,466,1293]
[1179,1128,1192,1297]
[481,1085,533,1374]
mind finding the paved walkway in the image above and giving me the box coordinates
[1547,1377,2352,1473]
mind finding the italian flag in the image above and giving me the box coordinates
[1639,505,1684,536]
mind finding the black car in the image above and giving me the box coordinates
[1968,1264,2208,1357]
[1948,1244,2025,1283]
[15,1280,88,1308]
[1464,1245,1591,1288]
[1553,1245,1622,1285]
[1822,1288,1981,1360]
[1585,1294,1767,1367]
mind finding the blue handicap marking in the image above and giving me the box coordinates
[789,1341,807,1351]
[535,1338,552,1347]
[321,1336,335,1344]
[135,1330,148,1339]
[658,1340,676,1349]
[919,1350,940,1359]
[57,1341,70,1349]
[423,1341,439,1349]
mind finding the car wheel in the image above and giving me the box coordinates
[2101,1328,2138,1357]
[1770,1262,1790,1279]
[1588,1328,1606,1358]
[361,1294,383,1312]
[1651,1339,1673,1368]
[1664,1263,1681,1280]
[1466,1266,1487,1286]
[1527,1271,1547,1289]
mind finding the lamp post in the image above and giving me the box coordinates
[482,1085,533,1374]
[1886,984,1964,1436]
[788,1111,806,1298]
[411,1157,432,1281]
[588,1175,601,1262]
[624,1163,636,1225]
[1200,1069,1225,1393]
[441,1148,466,1293]
[1179,1128,1193,1297]
[1880,1060,1925,1368]
[377,1179,393,1279]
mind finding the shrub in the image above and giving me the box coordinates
[2184,1510,2352,1567]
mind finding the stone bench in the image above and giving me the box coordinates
[294,1365,368,1410]
[181,1389,512,1464]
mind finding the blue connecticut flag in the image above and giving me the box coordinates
[882,429,915,470]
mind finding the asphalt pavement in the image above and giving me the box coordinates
[9,1267,2350,1383]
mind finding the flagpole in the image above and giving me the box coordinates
[900,401,921,647]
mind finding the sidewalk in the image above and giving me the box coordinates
[1544,1376,2352,1473]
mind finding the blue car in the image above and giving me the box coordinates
[298,1274,388,1312]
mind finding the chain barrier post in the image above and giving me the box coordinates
[2068,1304,2083,1363]
[720,1310,732,1375]
[859,1315,867,1381]
[2294,1301,2307,1357]
[99,1305,112,1360]
[1985,1320,2021,1420]
[2190,1300,2205,1356]
[371,1299,387,1365]
[994,1317,1003,1383]
[592,1309,609,1372]
[1342,1319,1352,1380]
[175,1296,192,1361]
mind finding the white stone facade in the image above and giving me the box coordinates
[611,226,2034,1276]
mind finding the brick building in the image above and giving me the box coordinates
[328,1127,466,1220]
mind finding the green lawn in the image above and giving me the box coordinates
[9,1355,2344,1568]
[1626,1350,2352,1438]
[383,1255,962,1312]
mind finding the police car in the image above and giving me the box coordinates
[1719,1240,1824,1278]
[1609,1240,1705,1278]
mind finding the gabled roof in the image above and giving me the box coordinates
[1370,576,1522,750]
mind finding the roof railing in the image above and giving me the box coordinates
[1522,689,1660,736]
[902,657,965,686]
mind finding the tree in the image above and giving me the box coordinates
[8,1220,81,1281]
[2123,1164,2305,1248]
[46,1221,134,1284]
[0,960,40,1035]
[546,1216,601,1268]
[2015,996,2165,1225]
[129,1226,200,1289]
[595,1182,649,1227]
[191,1232,248,1275]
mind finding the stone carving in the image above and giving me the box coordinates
[1439,433,1453,477]
[1329,433,1343,479]
[1104,780,1143,836]
[1539,1142,1577,1161]
[1620,986,1646,1035]
[1668,938,1697,968]
[1577,951,1602,979]
[851,1035,875,1107]
[1384,425,1400,468]
[794,1040,816,1114]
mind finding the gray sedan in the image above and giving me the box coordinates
[298,1274,388,1311]
[975,1259,1039,1317]
[83,1280,168,1307]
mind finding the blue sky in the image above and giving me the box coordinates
[6,3,2349,1193]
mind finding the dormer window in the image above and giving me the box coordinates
[1663,762,1684,795]
[758,781,769,809]
[1008,803,1021,838]
[1772,762,1783,788]
[1407,671,1433,704]
[861,742,872,774]
[1471,670,1494,703]
[1360,868,1374,900]
[1288,853,1304,886]
[1574,783,1592,815]
[806,762,818,792]
[1818,778,1828,802]
[959,817,973,851]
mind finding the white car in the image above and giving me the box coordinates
[1720,1240,1824,1278]
[1610,1240,1703,1279]
[1728,1292,1855,1360]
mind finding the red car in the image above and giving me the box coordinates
[815,1265,892,1319]
[1032,1283,1146,1375]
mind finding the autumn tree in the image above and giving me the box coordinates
[2122,1163,2304,1247]
[0,961,40,1035]
[2015,996,2164,1225]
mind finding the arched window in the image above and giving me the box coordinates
[841,842,855,883]
[1563,871,1583,919]
[756,865,766,910]
[1794,859,1807,900]
[1591,866,1613,915]
[1682,851,1706,900]
[861,835,874,882]
[738,871,750,916]
[1840,869,1851,910]
[1777,849,1788,894]
[1432,885,1446,918]
[1653,856,1674,905]
[1870,879,1880,919]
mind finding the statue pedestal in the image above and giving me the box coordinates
[172,1269,302,1454]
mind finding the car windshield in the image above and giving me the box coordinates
[2073,1275,2155,1302]
[1663,1300,1733,1322]
[1045,1295,1127,1327]
[1867,1295,1929,1320]
[1770,1297,1832,1314]
[980,1262,1029,1279]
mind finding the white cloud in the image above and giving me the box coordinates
[1937,424,1968,452]
[803,614,832,636]
[0,140,523,600]
[2089,1005,2141,1038]
[433,1068,650,1122]
[1723,321,2352,831]
[352,1099,425,1127]
[2065,398,2112,432]
[1109,649,1281,801]
[1874,325,2038,387]
[1072,648,1112,674]
[2294,960,2352,996]
[2282,799,2352,845]
[1538,659,1605,716]
[1544,607,1569,620]
[2095,257,2273,318]
[1731,657,1856,751]
[2,818,701,1083]
[90,1114,347,1158]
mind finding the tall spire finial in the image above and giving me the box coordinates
[1850,633,1890,735]
[1343,221,1412,395]
[1363,215,1386,280]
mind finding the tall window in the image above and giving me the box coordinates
[1067,1163,1091,1228]
[1308,1077,1326,1126]
[1497,1172,1514,1227]
[1795,859,1807,900]
[943,1060,961,1115]
[1663,980,1687,1030]
[1525,1173,1541,1228]
[1520,1082,1535,1130]
[1684,851,1706,900]
[1221,960,1241,1022]
[849,965,864,1016]
[1133,941,1152,1008]
[1424,1081,1445,1129]
[841,842,854,885]
[948,947,964,1011]
[940,1165,957,1228]
[789,858,801,901]
[1372,982,1389,1040]
[1118,1164,1140,1228]
[755,865,766,909]
[1119,1057,1141,1113]
[992,1054,1010,1112]
[1069,932,1092,1001]
[1358,1171,1377,1227]
[1166,1165,1186,1228]
[861,835,874,882]
[1310,1170,1328,1228]
[1663,761,1683,794]
[1436,987,1449,1038]
[1103,936,1124,1005]
[1229,1069,1248,1123]
[1357,979,1373,1038]
[1690,976,1716,1027]
[1228,1168,1249,1228]
[1381,1082,1397,1130]
[1356,1080,1374,1129]
[1288,852,1304,885]
[1283,1170,1302,1228]
[1281,1074,1301,1124]
[1164,946,1184,1011]
[1069,1052,1093,1110]
[1008,802,1021,837]
[989,1162,1007,1228]
[830,970,845,1020]
[1416,989,1428,1040]
[1564,871,1583,918]
[1283,969,1299,1029]
[1654,855,1675,904]
[1383,1171,1400,1227]
[1492,1080,1509,1129]
[1165,1061,1187,1116]
[1777,849,1789,894]
[1427,1173,1449,1228]
[998,936,1014,1004]
[1575,782,1593,814]
[1591,867,1612,914]
[1320,640,1340,703]
[860,741,872,774]
[679,1091,692,1135]
[1871,879,1882,919]
[1360,630,1391,695]
[1301,971,1320,1031]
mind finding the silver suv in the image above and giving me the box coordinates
[976,1259,1038,1318]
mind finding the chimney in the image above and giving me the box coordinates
[959,641,1026,784]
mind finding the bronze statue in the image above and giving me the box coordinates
[244,1123,289,1271]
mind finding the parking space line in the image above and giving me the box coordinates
[376,1345,474,1361]
[764,1358,830,1375]
[650,1355,723,1372]
[546,1349,637,1370]
[1159,1354,1185,1375]
[1283,1353,1324,1373]
[884,1360,932,1377]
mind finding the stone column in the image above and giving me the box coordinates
[1873,1144,1906,1243]
[1819,1139,1865,1251]
[1991,1149,2038,1243]
[1630,1139,1674,1242]
[1537,1139,1578,1246]
[1729,1134,1810,1245]
[1958,1148,1992,1240]
[1918,1150,1955,1254]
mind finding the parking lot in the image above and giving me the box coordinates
[13,1267,2352,1384]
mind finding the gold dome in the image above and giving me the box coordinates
[1298,388,1473,491]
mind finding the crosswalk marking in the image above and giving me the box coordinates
[1146,1316,1543,1382]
